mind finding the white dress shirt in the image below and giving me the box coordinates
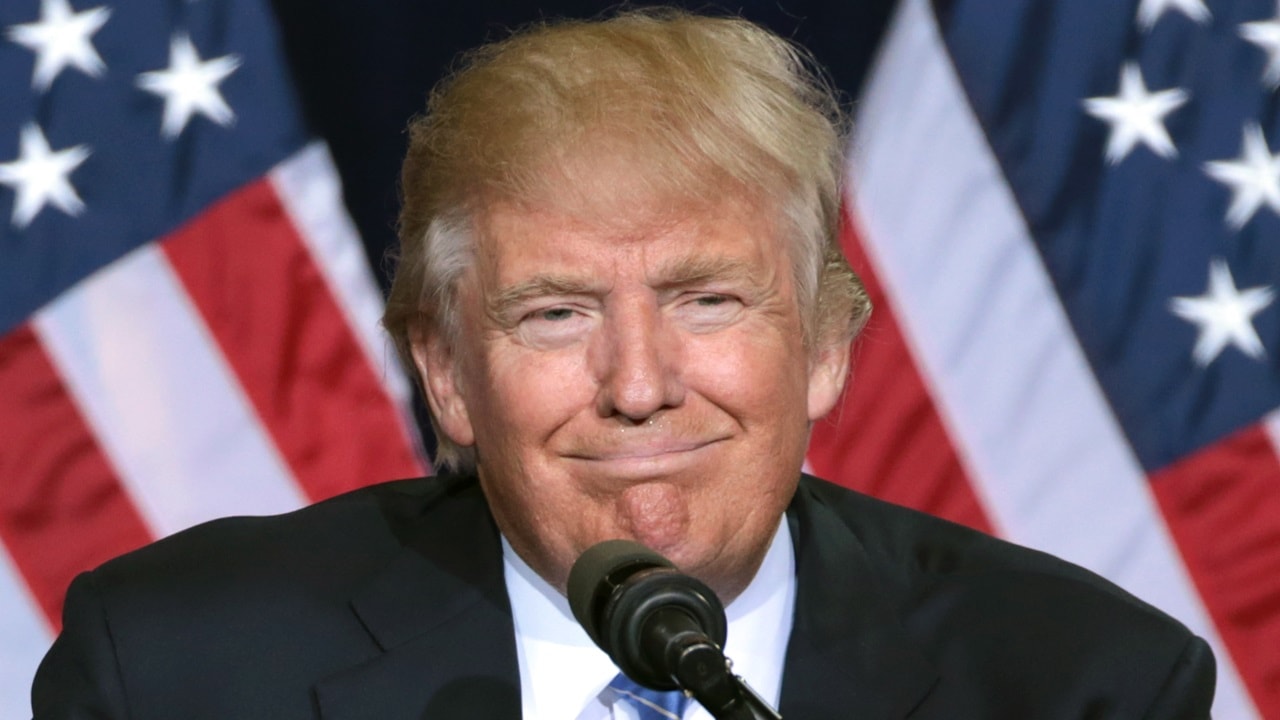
[504,519,796,720]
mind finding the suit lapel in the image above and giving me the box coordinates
[779,477,939,719]
[312,474,937,718]
[314,477,523,719]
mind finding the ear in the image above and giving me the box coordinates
[411,329,476,447]
[807,335,852,422]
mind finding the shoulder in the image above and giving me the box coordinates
[34,474,491,718]
[72,473,492,631]
[797,473,1163,610]
[89,475,468,591]
[793,475,1215,716]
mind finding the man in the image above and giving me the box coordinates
[34,8,1214,719]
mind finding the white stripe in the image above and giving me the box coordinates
[0,545,52,719]
[613,689,682,719]
[33,244,309,537]
[849,0,1257,717]
[1264,408,1280,455]
[269,144,419,431]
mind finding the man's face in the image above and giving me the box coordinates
[415,194,848,601]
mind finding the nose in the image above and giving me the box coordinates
[593,300,685,421]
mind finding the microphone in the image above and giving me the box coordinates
[567,539,782,719]
[567,539,727,690]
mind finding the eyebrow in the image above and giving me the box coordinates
[486,255,764,319]
[488,275,603,320]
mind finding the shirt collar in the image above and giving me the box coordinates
[504,518,796,720]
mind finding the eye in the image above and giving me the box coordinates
[516,304,593,348]
[676,292,743,331]
[534,307,576,322]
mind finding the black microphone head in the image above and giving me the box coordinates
[567,539,672,646]
[568,539,727,689]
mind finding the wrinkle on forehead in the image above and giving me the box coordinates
[475,197,780,284]
[477,183,777,257]
[651,254,764,289]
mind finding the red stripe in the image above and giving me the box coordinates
[162,179,426,502]
[1149,424,1280,719]
[0,324,154,629]
[808,210,994,534]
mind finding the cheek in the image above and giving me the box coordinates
[689,330,809,414]
[468,345,594,443]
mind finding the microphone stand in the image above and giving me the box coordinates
[648,608,783,719]
[676,647,780,719]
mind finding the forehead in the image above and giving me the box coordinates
[472,194,786,284]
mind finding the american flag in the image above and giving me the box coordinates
[5,0,1280,717]
[809,0,1280,717]
[0,0,426,714]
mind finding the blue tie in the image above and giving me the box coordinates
[606,672,691,719]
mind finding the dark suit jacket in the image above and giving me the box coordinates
[32,473,1214,718]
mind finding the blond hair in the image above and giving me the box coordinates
[383,8,870,470]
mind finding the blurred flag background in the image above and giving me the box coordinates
[1,0,1275,718]
[0,0,429,712]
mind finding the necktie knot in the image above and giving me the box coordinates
[605,672,690,720]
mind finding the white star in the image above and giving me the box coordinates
[1170,259,1275,366]
[1082,63,1188,164]
[1241,15,1280,89]
[135,33,241,139]
[1137,0,1211,31]
[5,0,111,92]
[1203,124,1280,229]
[0,124,91,228]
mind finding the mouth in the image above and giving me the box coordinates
[563,437,727,475]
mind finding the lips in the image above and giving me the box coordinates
[560,435,731,479]
[566,437,717,461]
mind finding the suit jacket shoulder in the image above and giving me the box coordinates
[32,473,522,720]
[781,475,1216,719]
